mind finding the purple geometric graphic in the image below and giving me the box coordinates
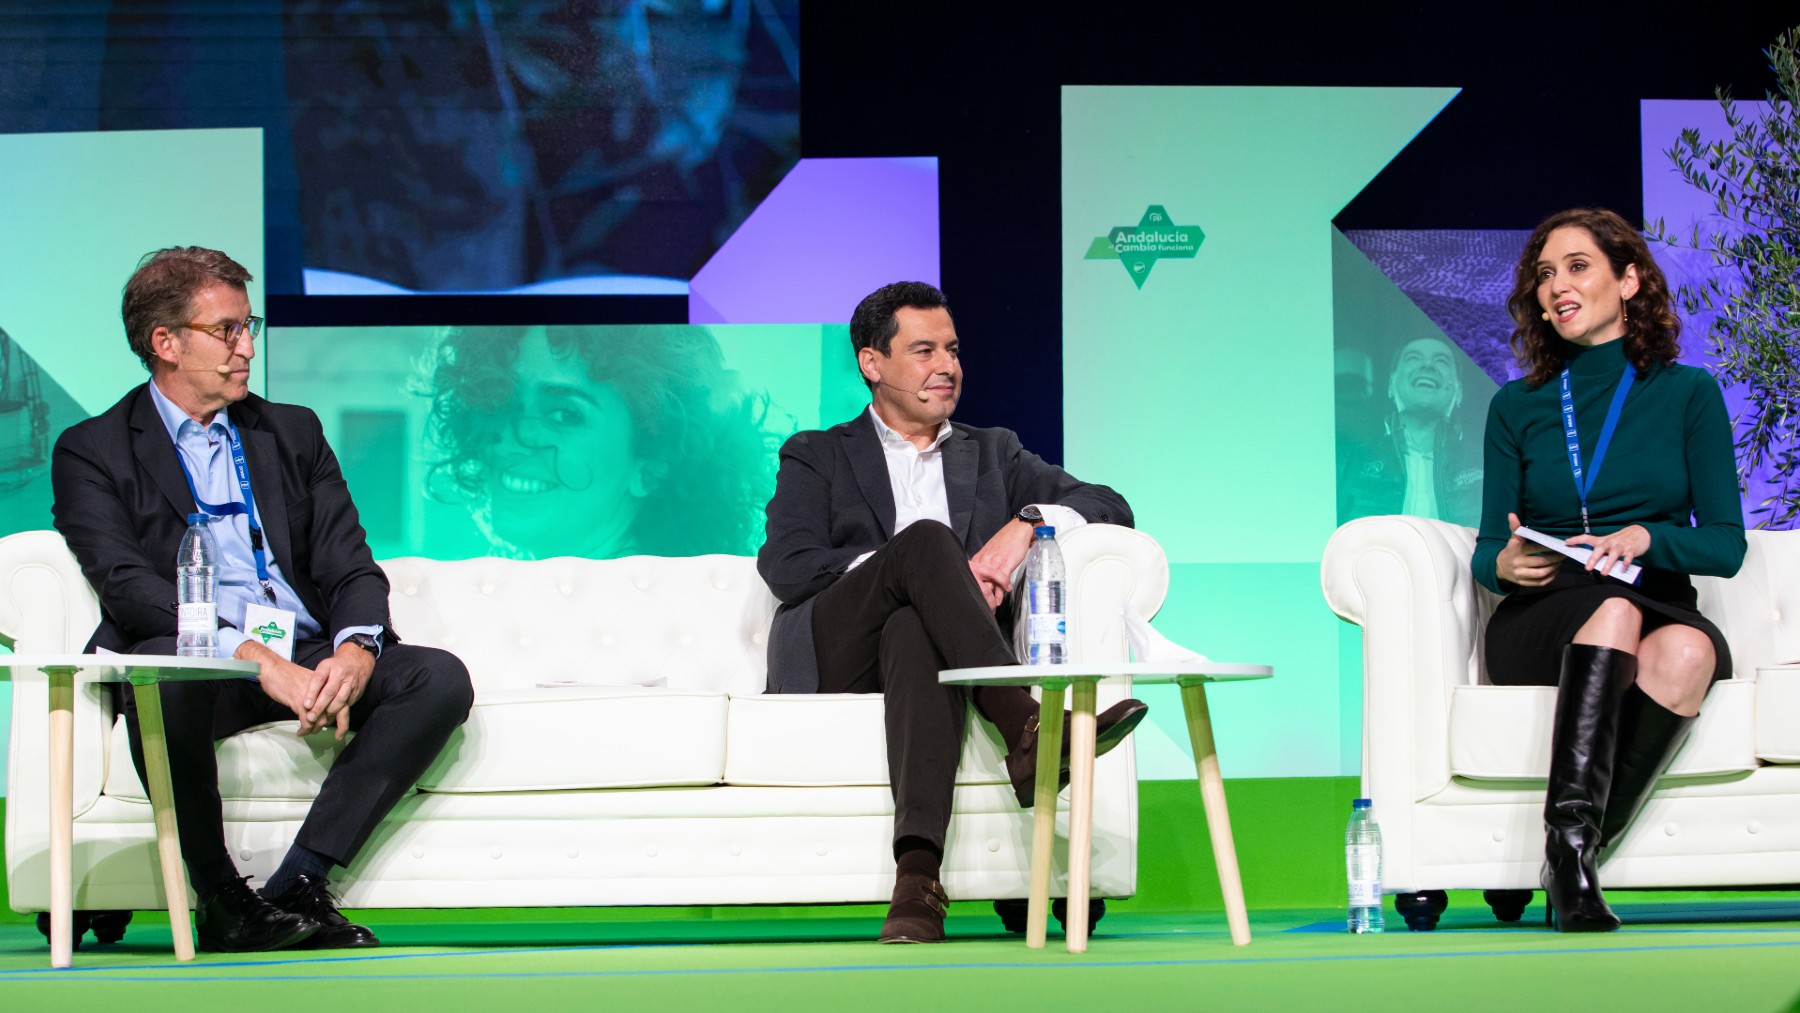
[1643,99,1787,526]
[688,157,940,325]
[1343,229,1530,386]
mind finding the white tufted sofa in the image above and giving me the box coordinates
[3,525,1161,915]
[1321,515,1800,921]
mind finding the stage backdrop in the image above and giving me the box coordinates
[0,127,265,792]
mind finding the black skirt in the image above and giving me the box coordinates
[1484,558,1732,686]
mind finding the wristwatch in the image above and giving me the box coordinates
[1016,505,1044,526]
[344,632,380,657]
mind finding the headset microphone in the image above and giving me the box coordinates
[879,380,933,403]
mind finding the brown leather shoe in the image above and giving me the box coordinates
[1006,698,1149,807]
[878,873,949,943]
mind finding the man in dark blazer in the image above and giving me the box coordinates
[51,247,473,952]
[758,281,1146,943]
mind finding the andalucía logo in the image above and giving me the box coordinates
[1083,205,1204,289]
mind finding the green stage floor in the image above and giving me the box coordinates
[4,899,1800,1012]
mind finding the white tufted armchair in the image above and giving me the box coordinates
[1321,515,1800,929]
[4,525,1164,915]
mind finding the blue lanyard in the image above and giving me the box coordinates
[1559,363,1636,534]
[175,420,278,604]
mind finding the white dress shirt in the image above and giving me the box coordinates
[847,406,1087,571]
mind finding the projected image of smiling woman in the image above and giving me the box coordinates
[422,325,773,559]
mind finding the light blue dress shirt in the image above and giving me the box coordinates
[149,382,380,660]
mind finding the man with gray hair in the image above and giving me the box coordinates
[51,247,473,952]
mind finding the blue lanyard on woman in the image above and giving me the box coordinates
[1559,363,1637,535]
[176,421,279,604]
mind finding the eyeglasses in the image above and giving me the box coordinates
[181,315,264,347]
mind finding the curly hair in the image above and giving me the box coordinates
[421,325,776,557]
[1505,208,1682,387]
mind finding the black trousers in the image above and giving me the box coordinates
[809,521,1018,852]
[118,637,473,885]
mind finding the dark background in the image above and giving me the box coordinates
[796,4,1794,459]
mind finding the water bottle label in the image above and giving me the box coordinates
[1348,879,1381,907]
[1027,614,1066,644]
[177,601,216,633]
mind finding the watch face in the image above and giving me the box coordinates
[1019,506,1043,524]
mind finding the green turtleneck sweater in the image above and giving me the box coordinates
[1471,338,1746,595]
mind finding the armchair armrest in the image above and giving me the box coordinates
[1321,516,1493,815]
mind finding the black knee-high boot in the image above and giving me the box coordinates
[1541,643,1634,932]
[1600,683,1698,849]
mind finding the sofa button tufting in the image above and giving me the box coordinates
[634,578,650,592]
[729,844,742,857]
[986,840,1000,853]
[602,633,616,646]
[559,584,573,596]
[1491,828,1505,842]
[814,844,828,857]
[568,846,580,858]
[412,847,425,859]
[519,636,533,649]
[238,849,254,862]
[1663,823,1680,836]
[646,847,658,858]
[480,584,495,595]
[752,632,766,646]
[677,633,693,647]
[490,847,503,859]
[1748,821,1763,835]
[404,586,418,596]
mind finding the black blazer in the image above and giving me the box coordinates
[50,383,392,653]
[756,410,1132,693]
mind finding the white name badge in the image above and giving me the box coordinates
[242,603,298,661]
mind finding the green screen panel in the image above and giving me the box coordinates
[268,323,864,561]
[0,128,265,796]
[1135,563,1341,779]
[1063,87,1457,779]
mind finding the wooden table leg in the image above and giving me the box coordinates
[131,682,196,961]
[1181,679,1251,945]
[1064,679,1098,954]
[46,667,75,969]
[1025,683,1066,949]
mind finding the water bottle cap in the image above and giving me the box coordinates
[187,512,206,525]
[1352,798,1372,810]
[1033,525,1055,538]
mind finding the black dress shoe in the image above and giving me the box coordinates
[879,873,949,943]
[1006,698,1150,807]
[264,874,381,949]
[196,877,320,953]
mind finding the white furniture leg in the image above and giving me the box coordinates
[46,666,75,969]
[1182,679,1251,945]
[1064,679,1098,954]
[132,681,196,960]
[1025,683,1067,949]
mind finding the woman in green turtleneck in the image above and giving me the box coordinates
[1472,208,1745,933]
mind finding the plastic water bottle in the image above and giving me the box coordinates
[1024,525,1066,665]
[176,513,220,658]
[1346,797,1385,933]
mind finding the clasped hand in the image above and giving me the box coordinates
[1496,511,1650,587]
[241,641,374,739]
[967,518,1036,611]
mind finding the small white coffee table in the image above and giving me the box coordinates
[940,661,1271,953]
[0,654,257,968]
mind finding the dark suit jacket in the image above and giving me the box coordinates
[50,383,392,653]
[756,410,1132,693]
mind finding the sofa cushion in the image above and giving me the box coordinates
[419,687,727,792]
[103,687,729,801]
[1448,679,1757,780]
[724,694,1011,787]
[1756,667,1800,763]
[105,717,348,803]
[380,555,777,697]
